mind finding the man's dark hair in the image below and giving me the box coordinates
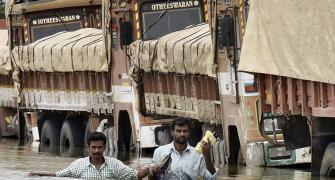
[87,132,107,145]
[170,118,191,130]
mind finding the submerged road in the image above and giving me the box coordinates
[0,138,313,179]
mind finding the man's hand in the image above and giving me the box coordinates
[201,137,212,159]
[138,165,161,180]
[149,165,161,175]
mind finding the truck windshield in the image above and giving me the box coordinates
[28,11,84,42]
[141,0,203,40]
[31,23,81,42]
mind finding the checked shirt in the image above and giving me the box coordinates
[55,156,138,179]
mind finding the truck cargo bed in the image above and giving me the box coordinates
[141,72,221,123]
[259,74,335,117]
[20,71,112,113]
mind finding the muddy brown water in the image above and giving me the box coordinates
[0,138,319,180]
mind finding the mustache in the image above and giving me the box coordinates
[178,136,186,140]
[93,153,102,156]
[175,136,187,144]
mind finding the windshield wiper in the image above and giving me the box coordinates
[55,11,69,31]
[143,0,170,35]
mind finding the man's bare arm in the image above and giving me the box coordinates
[28,172,56,176]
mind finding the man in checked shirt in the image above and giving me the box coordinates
[29,132,159,179]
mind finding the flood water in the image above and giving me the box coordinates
[0,138,320,180]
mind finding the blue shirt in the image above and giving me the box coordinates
[152,142,218,180]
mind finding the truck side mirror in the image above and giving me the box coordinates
[218,15,235,50]
[120,21,134,46]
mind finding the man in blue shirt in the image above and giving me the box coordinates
[151,118,217,179]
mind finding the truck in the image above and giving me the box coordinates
[238,0,335,176]
[105,0,310,168]
[0,18,17,138]
[3,0,114,155]
[2,0,311,170]
[2,0,174,157]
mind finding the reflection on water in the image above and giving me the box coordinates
[0,138,317,179]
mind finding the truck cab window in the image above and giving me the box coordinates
[29,11,83,42]
[140,1,204,40]
[30,23,81,42]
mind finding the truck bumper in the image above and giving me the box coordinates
[263,142,311,166]
[245,141,311,167]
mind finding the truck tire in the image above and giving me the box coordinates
[84,120,94,145]
[84,120,94,156]
[14,113,27,139]
[40,119,61,154]
[320,143,335,177]
[60,120,85,157]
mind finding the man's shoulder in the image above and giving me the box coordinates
[104,157,122,165]
[188,145,195,150]
[104,156,117,161]
[188,145,196,153]
[154,143,171,153]
[72,157,89,165]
